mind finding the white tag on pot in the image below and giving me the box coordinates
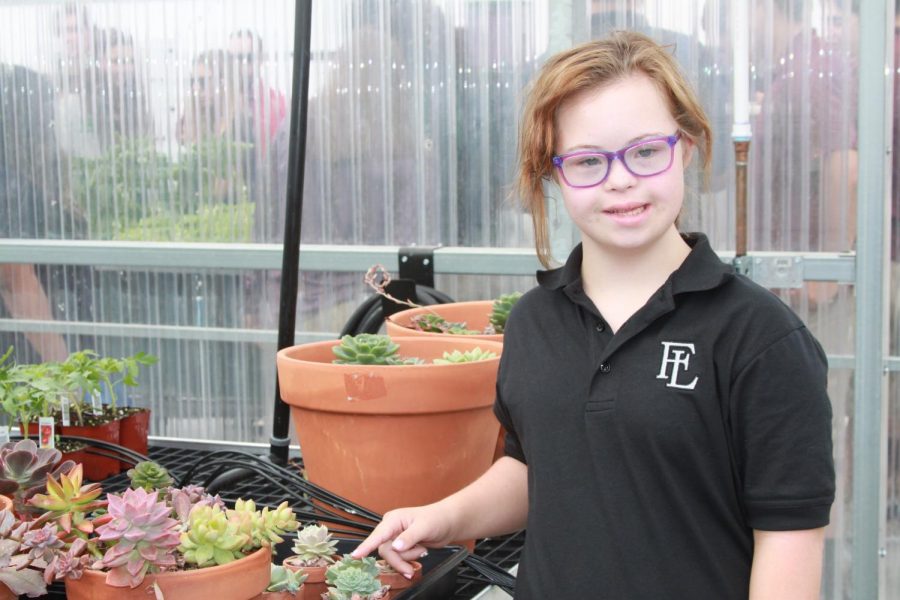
[0,426,9,445]
[91,391,103,416]
[61,396,71,427]
[39,417,54,449]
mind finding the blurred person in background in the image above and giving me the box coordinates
[95,28,155,148]
[0,65,93,364]
[52,2,104,159]
[227,29,287,159]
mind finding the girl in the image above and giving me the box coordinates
[352,31,834,599]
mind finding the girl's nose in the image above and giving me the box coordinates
[603,156,636,191]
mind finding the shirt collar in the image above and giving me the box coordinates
[536,233,734,295]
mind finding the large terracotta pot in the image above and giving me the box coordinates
[276,337,503,517]
[65,547,271,600]
[0,583,15,600]
[385,301,503,343]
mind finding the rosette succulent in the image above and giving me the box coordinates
[178,504,249,567]
[28,464,107,537]
[488,292,522,334]
[266,564,307,593]
[126,461,174,491]
[432,348,498,364]
[230,499,298,552]
[0,439,75,513]
[93,487,181,588]
[289,523,339,567]
[409,313,478,335]
[323,560,389,600]
[332,334,421,365]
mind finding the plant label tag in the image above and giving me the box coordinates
[91,391,103,416]
[0,426,8,445]
[39,417,55,449]
[61,396,71,426]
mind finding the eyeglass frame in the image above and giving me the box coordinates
[551,131,683,189]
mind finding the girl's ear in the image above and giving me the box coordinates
[681,136,695,168]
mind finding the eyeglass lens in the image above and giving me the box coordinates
[562,138,674,187]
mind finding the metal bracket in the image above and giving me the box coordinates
[732,255,804,288]
[398,246,437,288]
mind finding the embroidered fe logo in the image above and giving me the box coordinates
[656,341,699,390]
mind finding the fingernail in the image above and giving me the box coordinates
[350,551,360,558]
[392,539,406,551]
[419,550,428,558]
[403,572,413,580]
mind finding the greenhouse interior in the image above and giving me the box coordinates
[0,0,897,598]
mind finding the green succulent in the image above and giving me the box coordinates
[178,505,249,567]
[230,499,298,550]
[266,564,307,593]
[326,555,380,584]
[432,348,498,365]
[332,334,421,366]
[489,292,523,334]
[126,461,174,491]
[324,565,384,600]
[409,314,478,335]
[290,524,338,566]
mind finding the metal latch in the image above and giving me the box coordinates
[732,255,804,288]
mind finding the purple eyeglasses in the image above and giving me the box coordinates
[552,132,682,188]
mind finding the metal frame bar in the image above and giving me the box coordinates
[852,0,892,597]
[0,239,852,280]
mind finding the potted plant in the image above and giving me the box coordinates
[8,350,157,480]
[0,503,67,599]
[282,523,340,600]
[255,564,308,599]
[24,460,300,599]
[276,334,502,521]
[323,556,390,600]
[366,265,521,343]
[0,439,75,517]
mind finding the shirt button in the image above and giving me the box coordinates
[600,362,611,373]
[595,322,605,332]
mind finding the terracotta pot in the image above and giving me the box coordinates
[386,304,508,463]
[251,591,301,600]
[26,419,121,481]
[277,337,503,518]
[65,547,271,600]
[385,301,503,343]
[378,559,422,594]
[118,408,151,468]
[0,582,15,600]
[282,557,337,600]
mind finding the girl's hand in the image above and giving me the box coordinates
[351,504,455,578]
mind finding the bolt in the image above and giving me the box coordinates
[879,547,887,558]
[423,258,430,266]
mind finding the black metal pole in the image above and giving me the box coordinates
[270,0,313,465]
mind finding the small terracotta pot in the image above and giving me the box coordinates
[118,408,151,469]
[27,419,121,481]
[378,559,422,594]
[282,556,338,600]
[65,547,271,600]
[251,590,301,600]
[0,495,13,513]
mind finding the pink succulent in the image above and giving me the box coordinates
[94,488,181,588]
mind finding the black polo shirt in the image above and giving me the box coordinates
[494,233,835,599]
